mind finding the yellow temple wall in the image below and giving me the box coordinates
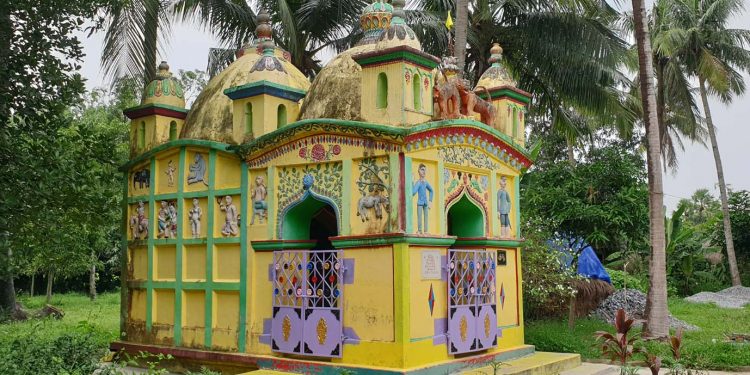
[231,96,302,142]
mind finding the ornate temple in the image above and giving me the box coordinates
[115,1,555,373]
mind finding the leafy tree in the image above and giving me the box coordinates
[630,0,670,338]
[680,189,721,227]
[711,191,750,285]
[656,0,750,287]
[521,145,650,261]
[0,0,111,314]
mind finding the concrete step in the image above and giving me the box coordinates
[464,352,582,375]
[559,363,621,375]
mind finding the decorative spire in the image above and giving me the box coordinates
[156,61,172,80]
[250,9,286,73]
[392,0,406,21]
[488,43,504,66]
[358,1,394,46]
[377,0,420,49]
[476,42,516,88]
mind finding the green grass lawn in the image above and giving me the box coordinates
[525,298,750,371]
[0,292,121,344]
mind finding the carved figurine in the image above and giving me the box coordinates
[129,201,149,240]
[157,200,177,239]
[251,176,268,225]
[497,176,512,238]
[187,154,208,186]
[357,192,390,222]
[219,196,239,236]
[189,198,202,238]
[412,164,434,234]
[165,160,176,187]
[456,80,497,127]
[433,56,462,120]
[133,169,150,189]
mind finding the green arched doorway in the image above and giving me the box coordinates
[447,195,485,238]
[282,195,339,249]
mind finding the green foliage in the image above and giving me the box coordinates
[526,299,750,371]
[594,309,644,367]
[522,145,649,260]
[711,190,750,285]
[186,367,222,375]
[606,269,648,293]
[521,233,579,320]
[0,293,119,374]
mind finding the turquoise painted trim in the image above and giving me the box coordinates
[330,234,456,249]
[388,153,400,233]
[183,238,209,245]
[224,80,307,102]
[204,149,217,348]
[437,159,445,234]
[122,139,233,171]
[515,177,521,239]
[341,159,352,236]
[213,237,241,244]
[251,240,316,251]
[238,162,248,352]
[174,147,187,346]
[490,173,498,236]
[128,195,151,204]
[266,167,275,239]
[153,238,179,246]
[147,281,241,291]
[146,157,156,332]
[124,102,189,115]
[120,174,130,337]
[453,238,525,248]
[404,157,413,234]
[213,188,242,197]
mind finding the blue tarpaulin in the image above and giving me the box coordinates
[548,237,611,284]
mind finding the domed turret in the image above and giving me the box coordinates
[476,43,516,88]
[358,0,393,46]
[181,9,310,144]
[376,0,420,50]
[143,61,186,108]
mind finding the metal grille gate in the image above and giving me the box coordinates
[447,249,498,354]
[272,250,344,357]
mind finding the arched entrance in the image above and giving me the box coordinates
[282,195,339,248]
[447,194,486,238]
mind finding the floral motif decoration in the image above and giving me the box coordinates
[317,317,328,345]
[424,76,430,90]
[247,134,400,168]
[282,315,291,342]
[404,70,411,83]
[445,169,491,234]
[438,146,499,170]
[277,163,344,233]
[299,143,341,162]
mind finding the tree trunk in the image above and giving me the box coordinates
[30,272,35,297]
[45,269,54,304]
[655,59,667,169]
[454,0,470,76]
[142,0,160,85]
[631,0,669,338]
[0,248,16,313]
[89,250,97,301]
[699,78,742,286]
[566,139,576,166]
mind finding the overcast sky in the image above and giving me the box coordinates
[76,5,749,212]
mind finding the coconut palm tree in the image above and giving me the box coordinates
[631,0,670,338]
[657,0,750,286]
[454,0,470,74]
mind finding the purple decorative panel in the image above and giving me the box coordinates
[271,250,343,358]
[447,249,498,355]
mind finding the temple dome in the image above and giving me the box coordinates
[181,12,310,143]
[142,61,185,108]
[476,43,516,89]
[376,0,420,50]
[358,1,393,46]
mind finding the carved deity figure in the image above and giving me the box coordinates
[165,160,176,187]
[187,154,208,185]
[157,201,177,238]
[412,164,434,234]
[129,201,149,240]
[251,176,268,225]
[220,196,239,236]
[497,176,512,238]
[189,198,202,238]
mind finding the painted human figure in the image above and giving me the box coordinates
[187,154,208,185]
[165,160,176,187]
[251,176,268,225]
[497,176,512,238]
[188,198,202,238]
[157,201,175,238]
[220,196,239,236]
[130,201,149,239]
[168,201,178,235]
[412,164,434,234]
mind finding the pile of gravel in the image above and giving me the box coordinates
[685,286,750,309]
[592,289,699,331]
